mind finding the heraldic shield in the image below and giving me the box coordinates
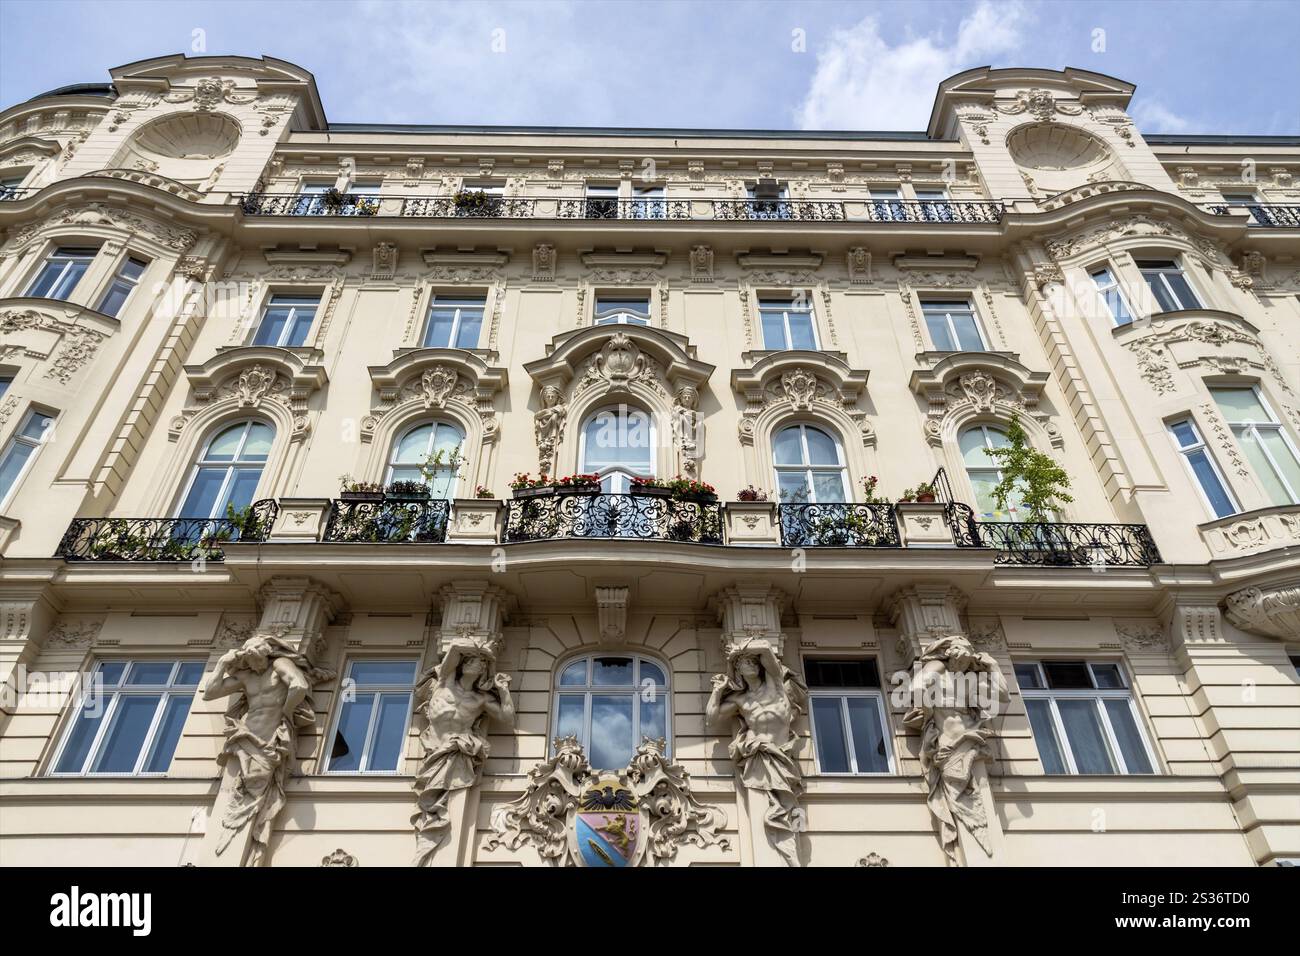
[572,772,643,867]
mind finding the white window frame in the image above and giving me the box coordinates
[1137,258,1202,312]
[48,660,204,777]
[1017,660,1159,776]
[593,294,651,326]
[804,657,894,776]
[1089,264,1134,327]
[174,419,272,519]
[421,294,486,349]
[1210,384,1300,505]
[385,420,465,497]
[552,653,672,761]
[322,659,418,774]
[772,423,849,503]
[920,298,988,352]
[960,423,1023,520]
[0,407,54,510]
[758,296,820,351]
[95,255,148,317]
[249,292,321,348]
[579,405,655,493]
[24,246,98,301]
[1167,416,1240,518]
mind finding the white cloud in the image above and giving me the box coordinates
[795,1,1030,130]
[1129,99,1192,134]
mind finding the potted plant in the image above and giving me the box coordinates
[453,189,500,216]
[986,415,1074,523]
[629,476,672,497]
[860,475,890,505]
[510,473,555,498]
[912,481,938,504]
[385,479,430,500]
[352,196,379,216]
[661,476,717,503]
[339,475,385,501]
[896,487,916,504]
[736,485,769,502]
[555,473,601,494]
[321,186,347,213]
[474,485,495,499]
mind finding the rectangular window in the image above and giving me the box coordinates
[251,294,320,347]
[422,295,485,348]
[1018,661,1156,775]
[95,256,148,317]
[1168,417,1238,518]
[1211,386,1300,506]
[51,660,204,775]
[594,295,650,326]
[1221,192,1267,225]
[0,408,54,508]
[1138,259,1201,312]
[869,187,904,220]
[921,299,986,351]
[585,183,620,219]
[325,660,419,773]
[630,184,665,219]
[915,188,954,222]
[758,296,818,350]
[0,375,10,398]
[1090,266,1133,326]
[24,246,97,300]
[805,657,893,775]
[294,181,333,215]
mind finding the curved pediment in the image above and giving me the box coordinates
[362,348,508,444]
[732,350,867,401]
[184,345,327,399]
[0,299,116,386]
[909,351,1047,406]
[1114,309,1290,397]
[732,351,873,449]
[525,324,713,391]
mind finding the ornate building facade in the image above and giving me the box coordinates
[0,56,1296,867]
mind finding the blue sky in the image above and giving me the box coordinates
[1,0,1297,134]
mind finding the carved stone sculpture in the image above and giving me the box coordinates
[901,633,1008,865]
[411,635,515,866]
[706,636,808,866]
[203,631,334,866]
[1225,584,1300,641]
[673,384,702,476]
[533,384,567,475]
[489,736,726,866]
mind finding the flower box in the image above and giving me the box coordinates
[340,491,384,501]
[512,485,557,500]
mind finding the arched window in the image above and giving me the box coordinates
[387,421,464,498]
[177,420,273,518]
[960,424,1024,520]
[580,405,653,492]
[772,423,848,503]
[554,654,669,769]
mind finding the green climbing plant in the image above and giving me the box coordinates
[986,415,1074,523]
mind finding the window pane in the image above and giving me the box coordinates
[1259,431,1300,502]
[1163,271,1199,309]
[17,412,52,442]
[1211,387,1269,422]
[1057,699,1116,773]
[805,658,880,688]
[125,661,175,685]
[811,471,846,503]
[760,310,787,350]
[924,312,957,351]
[453,309,482,348]
[92,695,161,772]
[224,468,262,512]
[97,662,128,686]
[772,427,804,465]
[350,661,418,685]
[812,697,850,772]
[242,422,274,460]
[0,441,35,499]
[788,313,817,350]
[559,660,588,685]
[367,693,411,771]
[54,702,106,773]
[1014,663,1043,689]
[556,694,585,740]
[205,424,246,461]
[951,311,984,351]
[639,661,666,687]
[592,657,633,686]
[329,693,375,772]
[252,306,290,346]
[141,695,192,773]
[1043,661,1093,689]
[589,694,633,769]
[1142,273,1178,313]
[846,697,890,772]
[98,280,133,317]
[284,305,315,346]
[1186,448,1236,517]
[178,468,226,519]
[423,309,455,347]
[777,472,810,503]
[1104,700,1154,774]
[176,662,205,685]
[1090,663,1125,689]
[960,428,996,465]
[803,427,839,465]
[1169,420,1199,449]
[1025,699,1068,773]
[640,694,667,745]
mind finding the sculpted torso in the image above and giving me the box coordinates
[735,680,792,742]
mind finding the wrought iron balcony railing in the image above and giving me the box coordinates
[961,521,1161,567]
[504,491,723,543]
[777,502,902,548]
[1205,204,1300,227]
[55,500,279,561]
[0,185,34,202]
[234,193,1005,224]
[321,497,450,543]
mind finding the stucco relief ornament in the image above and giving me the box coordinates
[673,384,702,477]
[902,633,1008,865]
[411,635,515,867]
[592,332,647,390]
[1225,585,1300,641]
[707,637,809,867]
[230,365,277,406]
[533,384,567,474]
[418,366,459,409]
[958,371,999,412]
[996,89,1083,123]
[203,631,335,867]
[779,368,819,410]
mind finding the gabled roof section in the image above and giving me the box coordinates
[927,66,1135,139]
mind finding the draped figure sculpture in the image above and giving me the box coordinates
[411,635,515,866]
[204,632,334,866]
[902,633,1008,864]
[706,637,808,866]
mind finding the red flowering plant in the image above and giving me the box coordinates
[509,472,551,491]
[860,475,889,504]
[637,475,718,502]
[554,473,600,489]
[474,485,495,499]
[736,485,769,502]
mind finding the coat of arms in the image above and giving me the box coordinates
[488,736,729,867]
